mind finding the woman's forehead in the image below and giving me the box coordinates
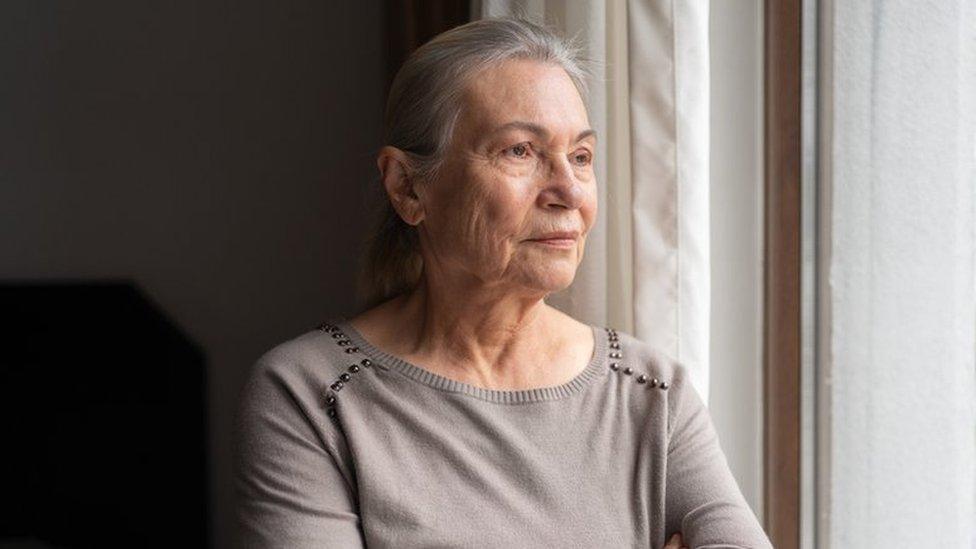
[458,60,591,142]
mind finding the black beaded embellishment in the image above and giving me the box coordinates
[604,327,669,391]
[316,321,374,421]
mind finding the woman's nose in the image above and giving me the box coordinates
[538,157,585,209]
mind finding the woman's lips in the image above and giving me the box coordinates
[527,238,576,248]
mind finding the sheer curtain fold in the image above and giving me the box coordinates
[473,0,712,402]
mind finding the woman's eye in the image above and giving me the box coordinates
[573,150,593,166]
[505,142,531,159]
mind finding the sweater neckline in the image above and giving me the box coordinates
[331,316,609,404]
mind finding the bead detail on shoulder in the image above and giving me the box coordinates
[604,327,669,391]
[316,321,374,421]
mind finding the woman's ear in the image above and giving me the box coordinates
[377,145,425,226]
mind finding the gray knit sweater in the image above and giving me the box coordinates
[234,317,773,548]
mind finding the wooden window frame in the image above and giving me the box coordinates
[763,0,805,547]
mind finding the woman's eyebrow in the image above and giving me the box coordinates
[488,121,597,143]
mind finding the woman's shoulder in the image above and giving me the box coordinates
[608,326,691,386]
[241,320,349,398]
[604,326,704,431]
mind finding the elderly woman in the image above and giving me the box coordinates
[235,16,773,549]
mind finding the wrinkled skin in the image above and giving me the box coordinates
[384,57,598,299]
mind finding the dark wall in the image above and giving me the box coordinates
[0,2,383,547]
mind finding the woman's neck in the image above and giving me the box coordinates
[349,278,586,390]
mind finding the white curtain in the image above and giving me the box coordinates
[825,0,976,546]
[472,0,712,402]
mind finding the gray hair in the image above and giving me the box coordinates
[356,16,591,310]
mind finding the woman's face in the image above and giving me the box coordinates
[415,58,597,297]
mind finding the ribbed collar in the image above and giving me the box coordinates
[330,316,609,404]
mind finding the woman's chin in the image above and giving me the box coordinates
[522,272,577,294]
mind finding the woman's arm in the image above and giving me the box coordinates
[664,366,774,549]
[234,357,366,549]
